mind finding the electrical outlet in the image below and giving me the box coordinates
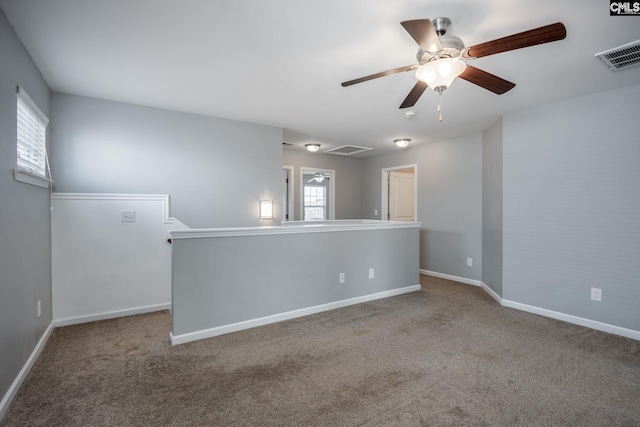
[369,268,375,279]
[467,258,473,267]
[590,287,602,302]
[339,272,345,284]
[121,211,136,222]
[37,300,41,318]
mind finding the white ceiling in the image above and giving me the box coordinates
[2,0,639,157]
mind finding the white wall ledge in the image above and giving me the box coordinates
[169,220,421,240]
[14,168,51,188]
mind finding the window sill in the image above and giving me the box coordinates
[14,168,51,189]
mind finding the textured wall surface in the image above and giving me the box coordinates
[51,93,283,228]
[0,8,51,414]
[361,134,482,280]
[482,118,503,296]
[503,83,640,331]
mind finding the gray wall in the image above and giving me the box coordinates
[51,93,284,228]
[0,9,52,411]
[503,83,640,331]
[482,118,503,296]
[172,226,419,337]
[282,149,363,221]
[361,135,482,280]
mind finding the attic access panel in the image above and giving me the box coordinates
[324,145,373,156]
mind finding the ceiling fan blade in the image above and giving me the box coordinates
[464,22,566,59]
[401,19,443,53]
[341,65,417,87]
[458,66,515,95]
[399,81,428,109]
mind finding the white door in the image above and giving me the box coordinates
[389,172,415,221]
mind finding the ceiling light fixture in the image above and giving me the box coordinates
[394,138,411,148]
[415,58,467,122]
[305,143,321,152]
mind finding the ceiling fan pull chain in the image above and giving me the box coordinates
[438,91,443,122]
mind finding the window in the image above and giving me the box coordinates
[304,185,326,220]
[15,87,50,187]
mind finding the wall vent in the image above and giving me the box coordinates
[324,145,373,156]
[595,40,640,71]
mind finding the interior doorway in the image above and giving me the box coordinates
[300,167,335,221]
[382,164,417,222]
[282,166,293,222]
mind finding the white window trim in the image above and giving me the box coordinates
[303,185,327,220]
[15,86,50,188]
[300,167,335,221]
[14,168,51,188]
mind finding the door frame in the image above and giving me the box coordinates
[300,167,335,221]
[381,164,417,221]
[282,165,294,222]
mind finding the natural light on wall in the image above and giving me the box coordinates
[14,86,51,188]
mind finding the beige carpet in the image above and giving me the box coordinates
[2,276,639,426]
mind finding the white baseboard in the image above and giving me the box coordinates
[54,303,171,327]
[0,321,54,420]
[502,299,640,341]
[480,282,503,304]
[420,269,481,287]
[170,284,422,345]
[422,270,639,341]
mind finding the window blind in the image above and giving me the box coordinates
[17,87,49,177]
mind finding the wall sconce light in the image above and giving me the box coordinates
[394,138,411,148]
[305,143,321,152]
[260,200,273,219]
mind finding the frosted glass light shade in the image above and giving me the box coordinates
[305,143,321,152]
[394,138,411,148]
[260,200,273,219]
[415,58,467,91]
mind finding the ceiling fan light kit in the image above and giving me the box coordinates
[305,143,321,152]
[415,58,467,93]
[342,17,566,121]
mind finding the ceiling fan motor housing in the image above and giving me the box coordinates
[432,17,451,35]
[417,35,466,64]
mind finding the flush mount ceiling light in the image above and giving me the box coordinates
[394,138,411,148]
[305,143,321,152]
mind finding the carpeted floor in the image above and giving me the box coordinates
[2,276,639,426]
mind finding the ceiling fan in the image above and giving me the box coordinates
[341,18,566,119]
[307,173,330,183]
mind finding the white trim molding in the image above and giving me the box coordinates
[420,269,482,287]
[501,299,640,341]
[421,270,640,341]
[14,168,51,188]
[171,220,421,240]
[381,163,418,222]
[300,166,336,221]
[480,282,503,304]
[51,193,190,229]
[170,284,421,345]
[54,303,171,327]
[0,322,54,420]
